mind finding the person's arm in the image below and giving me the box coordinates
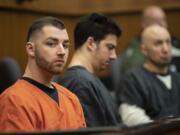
[119,103,153,127]
[73,86,102,127]
[72,94,87,128]
[116,69,153,127]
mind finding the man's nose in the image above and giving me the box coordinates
[57,44,65,55]
[162,43,170,53]
[110,51,117,60]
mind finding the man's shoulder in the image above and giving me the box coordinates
[56,66,101,94]
[1,79,31,96]
[62,66,95,83]
[125,66,145,76]
[121,66,149,83]
[0,80,37,105]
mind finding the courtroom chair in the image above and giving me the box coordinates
[0,57,22,94]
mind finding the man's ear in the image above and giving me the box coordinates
[86,37,96,51]
[26,42,35,57]
[140,43,147,56]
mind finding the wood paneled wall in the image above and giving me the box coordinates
[0,0,179,76]
[0,0,179,15]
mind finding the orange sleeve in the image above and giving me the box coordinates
[0,94,37,132]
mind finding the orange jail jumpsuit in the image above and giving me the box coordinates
[0,79,86,132]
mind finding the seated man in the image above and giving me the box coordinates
[119,5,180,74]
[117,24,180,127]
[57,13,122,127]
[0,16,86,132]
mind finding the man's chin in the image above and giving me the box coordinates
[99,66,110,72]
[50,69,63,75]
[152,59,170,67]
[158,62,171,68]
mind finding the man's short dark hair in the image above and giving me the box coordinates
[74,13,122,49]
[27,16,65,41]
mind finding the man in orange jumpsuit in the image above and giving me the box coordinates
[0,16,86,132]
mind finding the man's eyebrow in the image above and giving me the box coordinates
[47,37,59,41]
[107,43,116,47]
[47,37,70,43]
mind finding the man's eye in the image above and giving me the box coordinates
[47,41,56,47]
[107,45,115,50]
[155,41,162,46]
[63,43,69,49]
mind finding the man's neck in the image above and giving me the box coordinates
[24,62,53,87]
[68,50,94,73]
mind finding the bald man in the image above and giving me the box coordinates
[141,6,167,29]
[116,5,180,75]
[116,25,180,127]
